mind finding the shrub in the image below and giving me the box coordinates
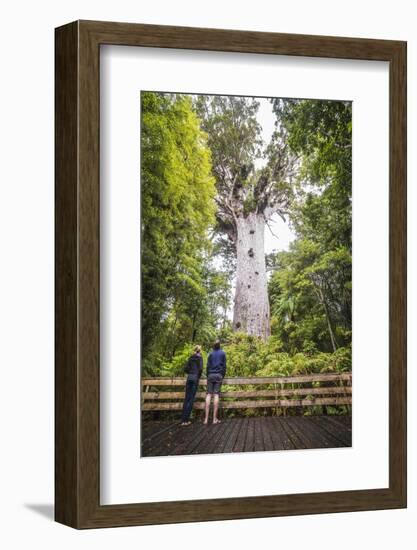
[156,335,351,380]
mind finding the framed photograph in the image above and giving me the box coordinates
[55,20,406,528]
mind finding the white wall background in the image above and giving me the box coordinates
[0,0,415,547]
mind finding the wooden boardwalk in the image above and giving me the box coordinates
[141,415,352,457]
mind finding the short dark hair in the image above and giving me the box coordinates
[213,340,221,350]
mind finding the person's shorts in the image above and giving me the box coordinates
[207,374,223,394]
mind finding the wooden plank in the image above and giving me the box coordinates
[142,402,195,411]
[253,418,265,452]
[140,416,353,457]
[270,417,294,449]
[281,417,317,449]
[325,415,353,431]
[214,419,237,454]
[222,418,244,453]
[169,421,208,456]
[193,421,229,455]
[332,416,352,445]
[151,423,185,456]
[271,416,307,449]
[142,422,183,457]
[291,416,338,449]
[233,418,250,453]
[265,416,288,451]
[159,423,194,456]
[143,387,352,400]
[141,420,164,440]
[314,416,352,446]
[141,373,352,386]
[184,422,216,455]
[142,397,352,411]
[310,416,351,447]
[218,398,354,408]
[141,421,179,443]
[260,416,274,451]
[244,417,256,452]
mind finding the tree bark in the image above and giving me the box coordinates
[233,212,271,340]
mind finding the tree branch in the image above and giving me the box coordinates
[266,220,280,239]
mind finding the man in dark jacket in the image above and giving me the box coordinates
[204,341,227,425]
[181,345,203,425]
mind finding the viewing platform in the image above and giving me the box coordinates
[141,415,352,457]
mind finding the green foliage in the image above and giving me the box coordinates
[159,333,351,379]
[141,92,216,356]
[268,98,352,356]
[242,192,257,216]
[271,98,352,251]
[157,344,209,377]
[224,333,350,377]
[195,95,263,192]
[268,240,351,354]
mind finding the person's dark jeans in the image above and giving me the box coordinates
[181,378,199,422]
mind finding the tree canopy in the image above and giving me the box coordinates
[195,95,296,250]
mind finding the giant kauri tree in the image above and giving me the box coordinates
[196,96,296,339]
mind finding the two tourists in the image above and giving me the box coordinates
[181,341,227,426]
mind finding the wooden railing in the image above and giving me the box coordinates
[142,372,352,411]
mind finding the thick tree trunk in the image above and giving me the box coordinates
[233,212,271,340]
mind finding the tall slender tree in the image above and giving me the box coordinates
[196,96,296,339]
